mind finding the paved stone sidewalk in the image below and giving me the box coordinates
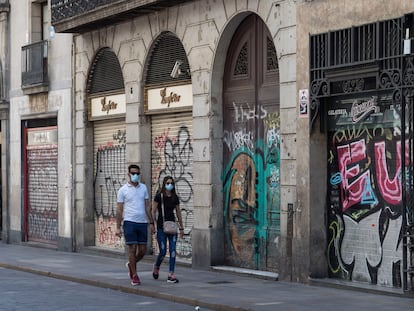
[0,243,413,311]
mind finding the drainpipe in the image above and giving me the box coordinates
[287,203,294,281]
[71,36,76,252]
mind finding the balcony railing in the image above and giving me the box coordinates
[51,0,123,23]
[21,41,48,89]
[51,0,192,33]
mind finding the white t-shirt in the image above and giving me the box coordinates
[117,182,150,223]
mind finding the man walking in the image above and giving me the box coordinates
[116,164,155,286]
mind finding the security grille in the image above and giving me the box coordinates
[145,32,191,86]
[150,112,193,259]
[93,120,126,250]
[27,145,58,244]
[87,48,124,94]
[402,94,414,292]
[310,14,414,292]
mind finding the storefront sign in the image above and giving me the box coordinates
[327,96,389,129]
[90,94,126,120]
[27,127,58,146]
[350,96,378,123]
[146,84,193,113]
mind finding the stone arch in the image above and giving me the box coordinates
[211,11,281,269]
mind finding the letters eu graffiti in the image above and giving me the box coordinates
[327,120,408,287]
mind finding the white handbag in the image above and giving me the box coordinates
[161,194,178,234]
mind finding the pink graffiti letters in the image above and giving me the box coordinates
[337,139,370,211]
[374,140,409,205]
[337,138,409,211]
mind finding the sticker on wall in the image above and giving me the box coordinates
[298,89,309,118]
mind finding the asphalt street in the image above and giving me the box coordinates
[0,267,211,311]
[0,243,413,311]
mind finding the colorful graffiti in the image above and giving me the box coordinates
[223,151,257,264]
[222,102,280,270]
[96,216,124,248]
[94,129,126,250]
[327,102,407,287]
[151,124,193,258]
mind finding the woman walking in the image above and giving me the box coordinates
[151,176,184,283]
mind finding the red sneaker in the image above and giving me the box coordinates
[131,274,141,286]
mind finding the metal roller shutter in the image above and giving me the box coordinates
[151,112,193,260]
[93,119,126,250]
[146,32,191,85]
[87,48,124,94]
[27,143,58,245]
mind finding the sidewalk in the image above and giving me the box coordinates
[0,243,413,311]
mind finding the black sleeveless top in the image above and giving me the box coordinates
[154,192,179,228]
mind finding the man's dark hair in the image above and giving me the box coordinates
[128,164,140,173]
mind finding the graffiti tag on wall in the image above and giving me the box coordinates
[222,101,280,270]
[94,129,126,250]
[151,125,193,258]
[327,97,406,287]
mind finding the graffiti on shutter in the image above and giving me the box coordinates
[93,119,126,249]
[151,112,193,259]
[27,127,58,245]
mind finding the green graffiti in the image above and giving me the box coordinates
[222,135,280,267]
[327,219,343,274]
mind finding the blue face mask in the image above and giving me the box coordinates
[165,183,174,191]
[130,173,140,183]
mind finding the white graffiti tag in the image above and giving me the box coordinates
[233,101,268,122]
[339,211,402,286]
[223,129,254,152]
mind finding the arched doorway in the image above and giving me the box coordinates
[144,32,194,260]
[87,47,127,250]
[222,14,280,271]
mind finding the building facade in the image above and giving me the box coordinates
[51,0,298,274]
[3,0,74,251]
[0,0,9,246]
[298,0,414,292]
[1,0,412,295]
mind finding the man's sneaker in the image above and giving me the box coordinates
[125,262,133,280]
[131,274,141,286]
[152,266,159,280]
[167,274,179,283]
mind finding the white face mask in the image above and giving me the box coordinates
[130,173,140,183]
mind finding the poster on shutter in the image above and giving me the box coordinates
[298,89,309,118]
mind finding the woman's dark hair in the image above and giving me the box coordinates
[160,175,178,200]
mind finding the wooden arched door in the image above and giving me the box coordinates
[222,14,280,271]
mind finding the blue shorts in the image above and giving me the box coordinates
[123,221,148,245]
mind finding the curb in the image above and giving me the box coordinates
[0,262,250,311]
[308,277,414,299]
